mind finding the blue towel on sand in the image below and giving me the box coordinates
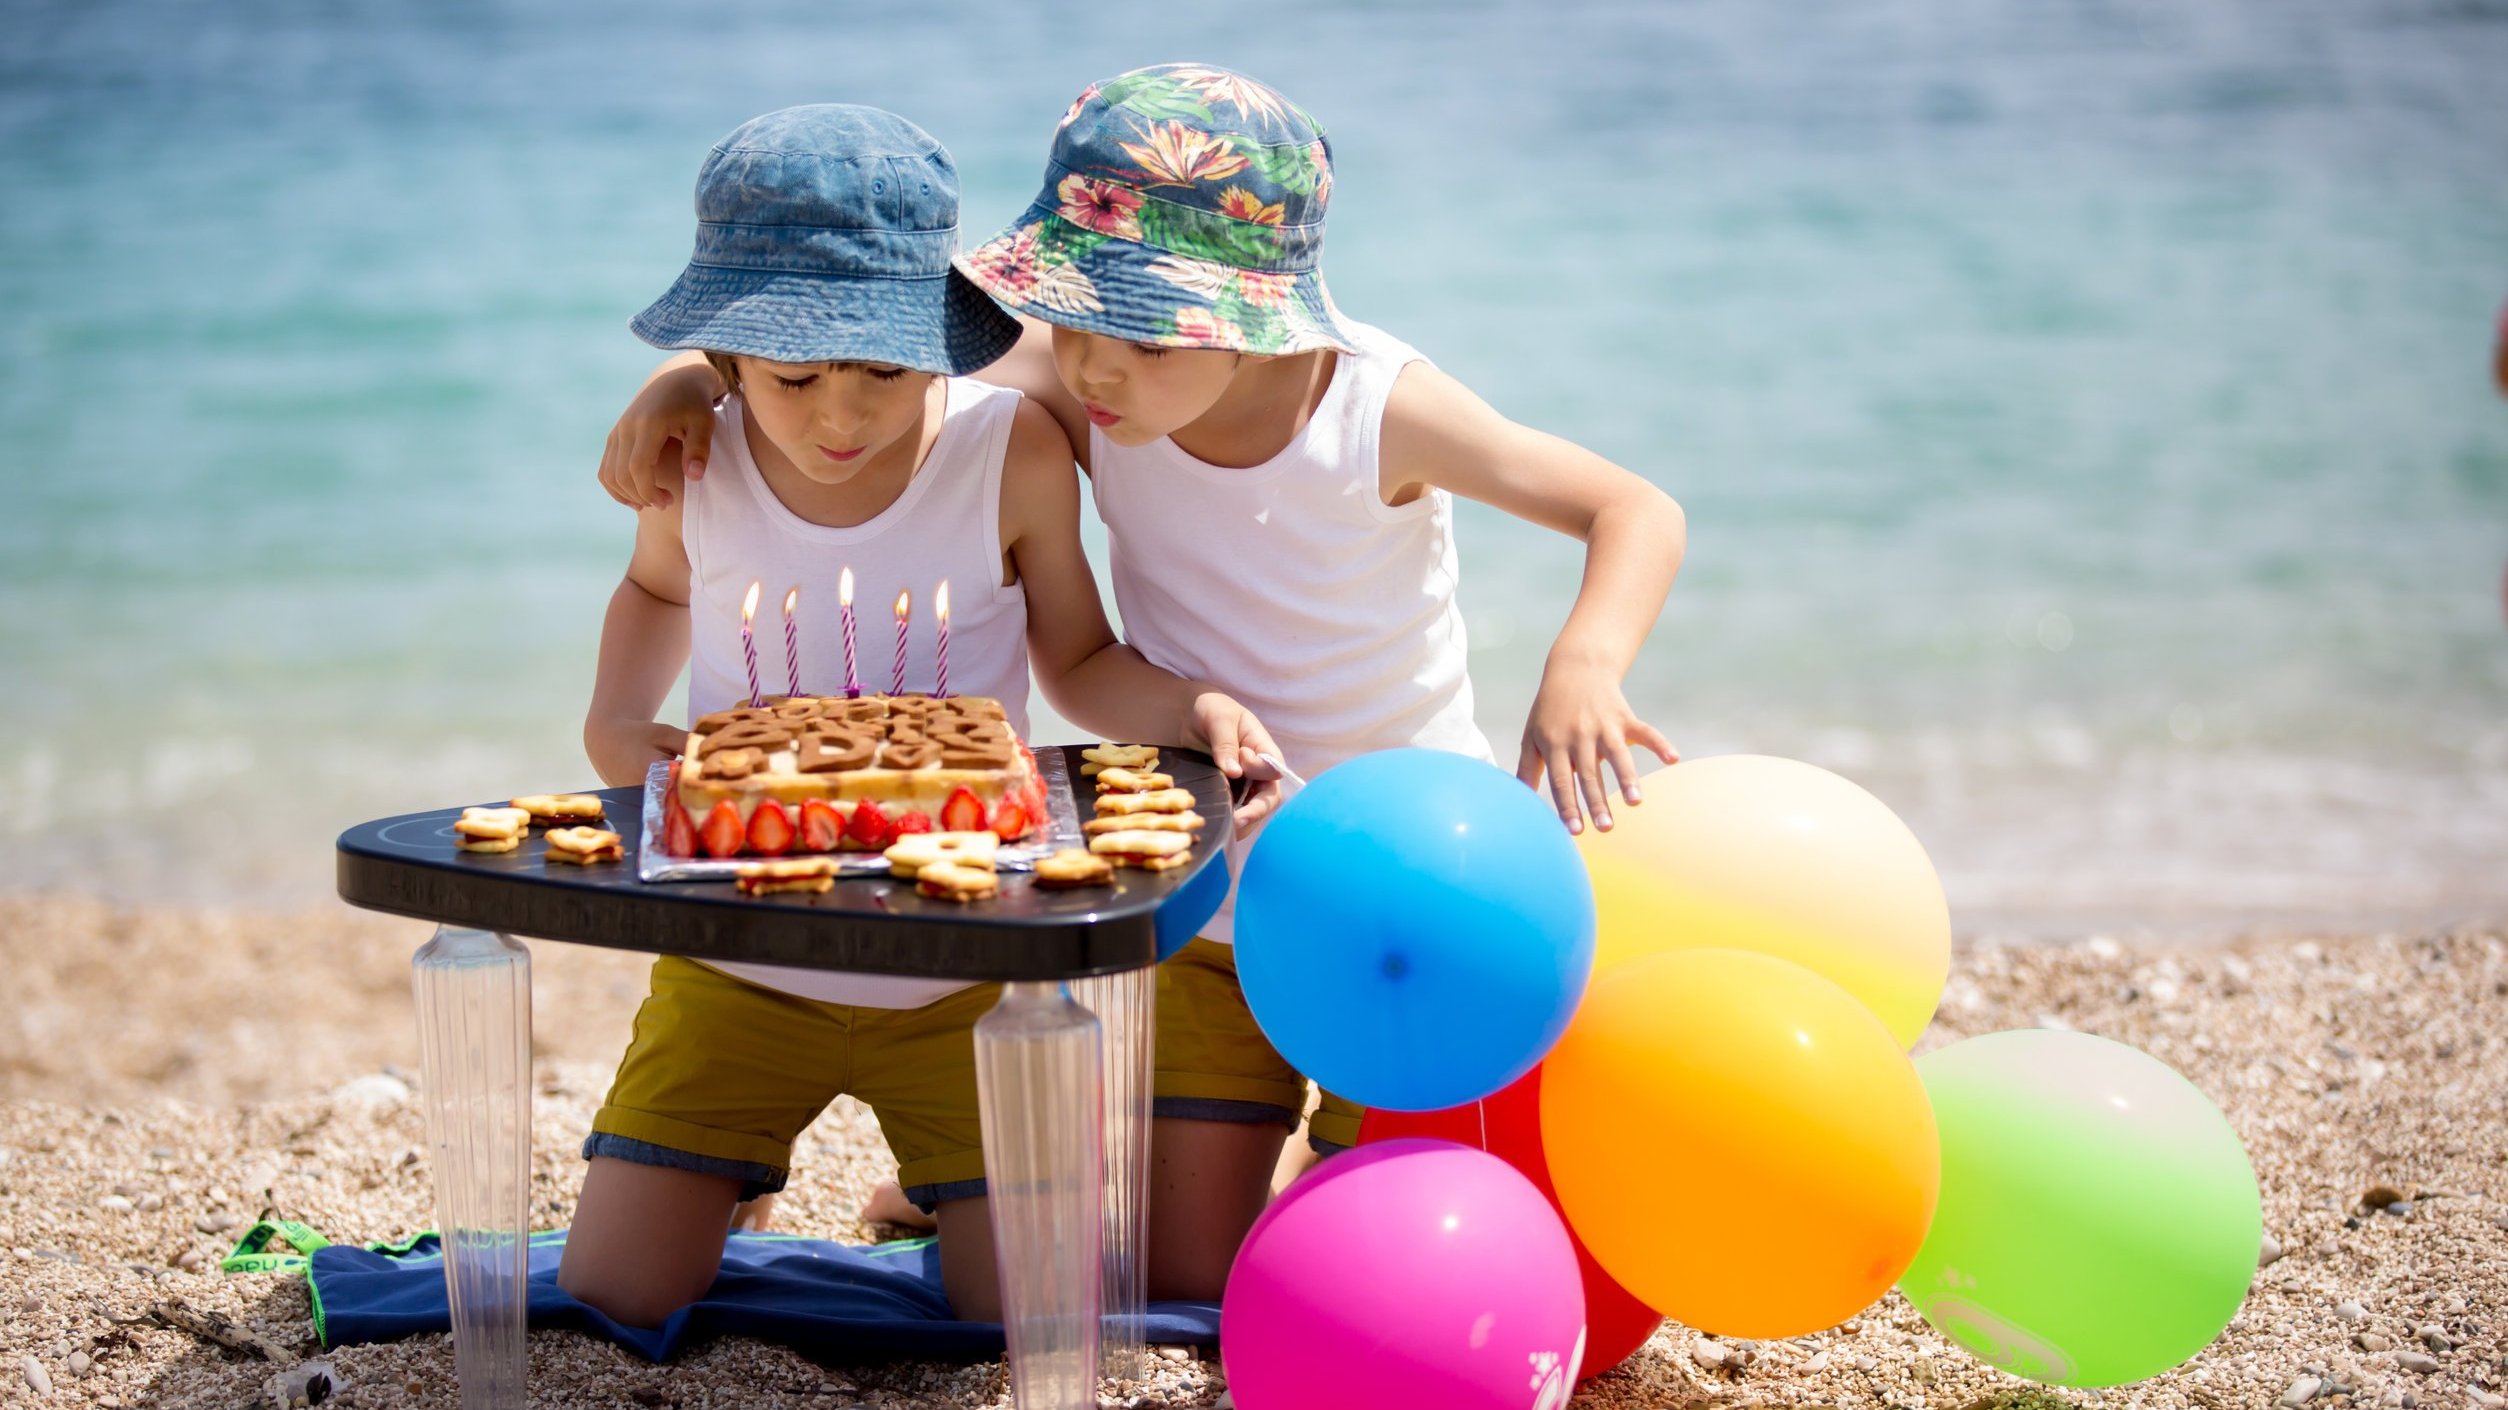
[280,1227,1220,1363]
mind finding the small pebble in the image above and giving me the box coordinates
[2361,1184,2408,1210]
[2336,1301,2368,1322]
[2387,1201,2413,1218]
[65,1352,88,1376]
[99,1195,132,1214]
[2471,1392,2505,1410]
[1853,1354,1878,1372]
[173,1249,204,1271]
[2260,1233,2285,1267]
[1155,1346,1191,1363]
[136,1194,162,1212]
[2416,1324,2451,1351]
[2439,1295,2466,1315]
[1692,1340,1728,1369]
[1803,1350,1830,1374]
[2393,1351,2440,1374]
[1912,1357,1938,1383]
[21,1355,51,1395]
[2356,1331,2392,1352]
[193,1213,238,1234]
[2281,1375,2323,1406]
[18,1293,39,1314]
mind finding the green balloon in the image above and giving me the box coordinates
[1898,1030,2259,1387]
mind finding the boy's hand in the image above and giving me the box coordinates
[1517,660,1677,835]
[1189,691,1286,827]
[598,364,722,511]
[586,716,686,790]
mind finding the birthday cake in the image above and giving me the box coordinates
[666,693,1049,858]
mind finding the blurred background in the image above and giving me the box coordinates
[2,0,2502,938]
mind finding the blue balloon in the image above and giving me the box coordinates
[1234,749,1595,1111]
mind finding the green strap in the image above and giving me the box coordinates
[220,1219,335,1275]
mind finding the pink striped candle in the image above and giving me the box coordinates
[839,567,860,697]
[738,580,764,708]
[934,580,950,698]
[781,587,801,697]
[891,589,910,696]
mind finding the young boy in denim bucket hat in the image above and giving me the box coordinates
[565,101,1286,1328]
[594,64,1686,1298]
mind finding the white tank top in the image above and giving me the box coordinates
[1090,319,1493,943]
[684,377,1028,1006]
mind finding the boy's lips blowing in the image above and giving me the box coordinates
[818,444,865,463]
[1084,402,1122,428]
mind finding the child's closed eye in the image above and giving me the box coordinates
[774,373,819,391]
[1129,341,1170,359]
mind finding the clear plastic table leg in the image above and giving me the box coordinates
[412,927,532,1409]
[974,981,1103,1410]
[1070,966,1155,1385]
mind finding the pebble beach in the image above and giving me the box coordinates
[2,893,2501,1408]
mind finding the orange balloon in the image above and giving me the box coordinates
[1541,948,1939,1339]
[1577,755,1949,1046]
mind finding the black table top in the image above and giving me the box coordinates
[335,745,1232,980]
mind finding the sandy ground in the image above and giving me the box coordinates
[1,892,2503,1408]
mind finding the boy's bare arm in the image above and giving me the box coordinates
[584,498,696,788]
[1381,362,1685,833]
[986,318,1092,473]
[996,399,1284,822]
[597,352,723,511]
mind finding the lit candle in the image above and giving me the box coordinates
[839,567,860,698]
[781,586,801,697]
[891,589,910,696]
[934,580,950,698]
[738,580,764,708]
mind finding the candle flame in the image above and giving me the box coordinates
[783,586,798,616]
[741,580,760,623]
[936,580,950,621]
[840,566,853,606]
[893,589,910,620]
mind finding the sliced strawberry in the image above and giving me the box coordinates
[666,757,683,791]
[699,800,746,858]
[890,809,934,837]
[747,800,795,856]
[664,797,697,857]
[798,798,844,854]
[844,798,894,850]
[990,797,1030,841]
[940,786,986,834]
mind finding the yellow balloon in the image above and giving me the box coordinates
[1578,755,1949,1046]
[1542,948,1940,1339]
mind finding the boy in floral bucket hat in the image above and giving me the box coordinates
[564,101,1286,1329]
[593,64,1689,1299]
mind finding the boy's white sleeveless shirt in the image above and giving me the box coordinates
[1089,319,1495,944]
[683,377,1029,1007]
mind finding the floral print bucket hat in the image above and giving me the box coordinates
[956,64,1356,355]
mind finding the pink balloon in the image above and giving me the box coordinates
[1223,1139,1589,1410]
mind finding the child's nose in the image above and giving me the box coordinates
[1076,340,1123,387]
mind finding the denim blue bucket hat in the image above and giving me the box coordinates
[632,105,1020,374]
[957,64,1355,355]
